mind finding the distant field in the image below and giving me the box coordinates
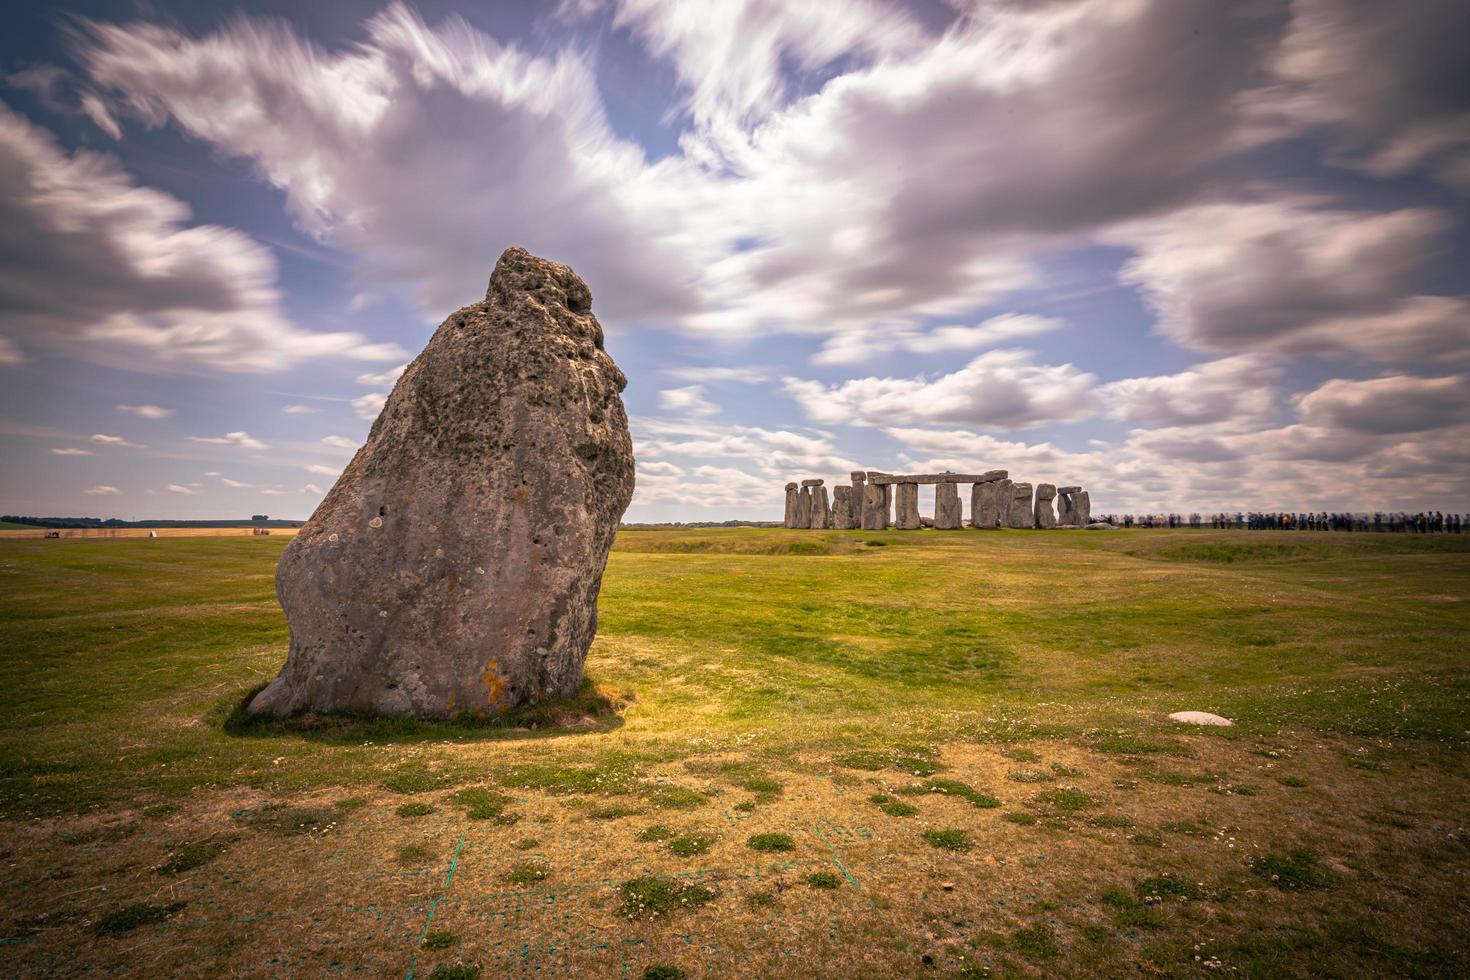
[1,528,1467,977]
[0,520,41,530]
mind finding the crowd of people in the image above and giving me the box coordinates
[1103,512,1465,533]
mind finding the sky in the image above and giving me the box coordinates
[1,0,1468,523]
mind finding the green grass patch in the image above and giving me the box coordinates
[924,828,971,851]
[747,832,795,852]
[924,779,1000,808]
[668,833,715,857]
[619,876,716,918]
[1253,849,1335,890]
[234,804,336,837]
[643,786,707,809]
[396,802,433,818]
[422,930,455,950]
[880,800,918,817]
[452,787,512,820]
[91,902,185,935]
[807,870,842,889]
[504,862,550,885]
[156,839,230,875]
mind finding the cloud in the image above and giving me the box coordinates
[657,384,719,418]
[219,477,251,487]
[578,0,923,128]
[50,447,93,456]
[79,5,697,326]
[115,403,173,418]
[785,348,1097,429]
[90,433,144,448]
[84,484,121,495]
[355,364,407,387]
[663,365,769,384]
[1108,197,1470,360]
[1101,355,1279,428]
[1294,374,1470,435]
[0,103,407,372]
[813,314,1065,366]
[0,335,22,365]
[302,483,323,494]
[632,416,858,478]
[305,463,340,476]
[166,483,195,494]
[320,435,358,450]
[352,393,387,420]
[280,404,319,415]
[1260,0,1470,189]
[188,431,268,450]
[74,1,1296,348]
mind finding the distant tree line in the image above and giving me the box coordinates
[3,515,303,529]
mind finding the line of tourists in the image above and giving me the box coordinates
[1103,512,1465,533]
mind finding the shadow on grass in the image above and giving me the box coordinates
[214,676,628,745]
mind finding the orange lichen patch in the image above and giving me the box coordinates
[482,661,509,708]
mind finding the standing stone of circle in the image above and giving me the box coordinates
[850,472,867,521]
[935,482,963,529]
[796,485,812,528]
[1057,486,1079,526]
[860,480,890,530]
[249,247,634,719]
[831,485,856,529]
[783,482,799,528]
[972,481,994,528]
[808,482,831,529]
[991,479,1013,528]
[1007,482,1033,529]
[894,482,921,530]
[1077,490,1092,526]
[1034,483,1057,529]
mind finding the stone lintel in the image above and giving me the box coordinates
[800,479,825,487]
[1056,485,1082,494]
[784,482,798,491]
[867,470,1007,486]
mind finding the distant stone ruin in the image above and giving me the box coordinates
[250,247,635,719]
[783,470,1097,529]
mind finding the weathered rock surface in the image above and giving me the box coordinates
[935,482,962,529]
[868,470,1006,485]
[831,485,855,529]
[1085,522,1116,530]
[1007,482,1033,529]
[990,479,1012,528]
[1057,491,1077,526]
[249,247,634,719]
[1077,490,1092,526]
[860,481,890,530]
[796,486,812,528]
[1168,710,1233,727]
[810,485,831,529]
[784,483,799,528]
[973,480,998,528]
[894,482,921,530]
[1034,483,1057,529]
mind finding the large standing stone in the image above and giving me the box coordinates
[860,481,890,530]
[809,483,831,529]
[783,482,799,528]
[894,483,921,529]
[850,472,867,520]
[991,479,1013,528]
[249,247,634,719]
[935,482,962,529]
[1007,482,1033,529]
[1077,490,1092,526]
[1057,489,1077,526]
[795,486,812,528]
[1034,483,1057,529]
[831,486,855,529]
[973,481,997,528]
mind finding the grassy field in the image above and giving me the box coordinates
[1,528,1467,978]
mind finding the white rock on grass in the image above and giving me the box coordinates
[1168,711,1234,727]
